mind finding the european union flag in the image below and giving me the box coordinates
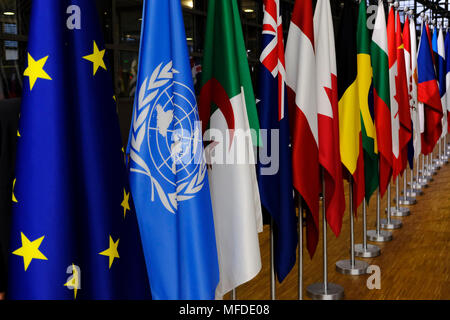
[127,0,219,299]
[8,0,151,300]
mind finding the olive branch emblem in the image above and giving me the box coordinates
[129,61,207,214]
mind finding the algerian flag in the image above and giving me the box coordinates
[199,0,263,300]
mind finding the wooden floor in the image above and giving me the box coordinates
[229,156,450,300]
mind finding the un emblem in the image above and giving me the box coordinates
[129,61,206,214]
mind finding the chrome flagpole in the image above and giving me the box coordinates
[381,182,402,229]
[406,159,424,195]
[391,175,412,216]
[270,219,276,300]
[355,200,381,257]
[307,169,344,299]
[298,194,303,300]
[336,176,368,275]
[367,161,393,242]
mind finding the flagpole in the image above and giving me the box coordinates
[270,219,276,300]
[391,175,412,216]
[355,199,381,257]
[306,169,344,300]
[298,194,303,300]
[381,182,402,229]
[406,163,423,197]
[336,175,368,275]
[442,136,449,161]
[367,186,393,242]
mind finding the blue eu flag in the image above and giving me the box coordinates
[127,0,219,299]
[8,0,151,300]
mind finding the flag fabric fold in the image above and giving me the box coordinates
[9,0,150,299]
[199,0,263,299]
[371,0,392,198]
[285,0,320,256]
[418,22,443,155]
[257,0,297,283]
[445,28,450,133]
[437,28,447,137]
[127,0,220,300]
[336,0,365,212]
[314,0,345,237]
[387,7,401,180]
[357,0,378,203]
[395,12,412,175]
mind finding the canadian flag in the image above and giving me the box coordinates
[285,0,320,256]
[313,0,345,238]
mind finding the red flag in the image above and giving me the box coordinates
[314,0,345,237]
[395,12,412,175]
[286,0,320,256]
[387,7,401,180]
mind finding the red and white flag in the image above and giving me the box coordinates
[387,7,401,179]
[285,0,320,256]
[313,0,345,238]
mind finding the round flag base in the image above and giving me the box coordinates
[354,244,381,258]
[397,196,417,206]
[389,206,411,216]
[419,170,436,177]
[335,259,368,275]
[440,155,449,163]
[417,176,433,184]
[404,188,423,197]
[306,282,344,300]
[433,159,444,168]
[409,181,429,189]
[367,229,393,242]
[380,218,402,229]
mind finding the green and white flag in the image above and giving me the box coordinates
[199,0,263,299]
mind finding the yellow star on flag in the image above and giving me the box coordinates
[64,263,80,300]
[121,189,131,219]
[12,178,18,203]
[12,232,48,271]
[83,41,107,75]
[99,236,120,269]
[23,53,52,90]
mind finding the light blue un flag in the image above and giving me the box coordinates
[127,0,219,299]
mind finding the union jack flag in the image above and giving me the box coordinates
[260,0,286,121]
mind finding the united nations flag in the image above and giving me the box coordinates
[8,0,151,299]
[127,0,219,299]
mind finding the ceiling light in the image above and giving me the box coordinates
[3,11,15,16]
[243,9,254,13]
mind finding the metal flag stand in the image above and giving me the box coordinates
[391,176,412,216]
[298,194,303,300]
[270,219,276,300]
[380,182,402,229]
[306,169,344,300]
[354,200,381,257]
[406,160,424,196]
[440,138,449,163]
[397,172,416,206]
[367,160,393,242]
[336,176,368,275]
[418,154,433,183]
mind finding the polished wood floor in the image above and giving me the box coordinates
[229,155,450,300]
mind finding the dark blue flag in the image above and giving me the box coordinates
[256,0,297,283]
[8,0,150,300]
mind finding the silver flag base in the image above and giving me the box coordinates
[380,218,402,229]
[306,283,344,300]
[389,206,411,216]
[354,243,381,258]
[397,196,417,206]
[335,259,368,275]
[404,188,423,197]
[367,229,393,242]
[409,181,429,189]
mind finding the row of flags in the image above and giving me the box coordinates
[7,0,450,300]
